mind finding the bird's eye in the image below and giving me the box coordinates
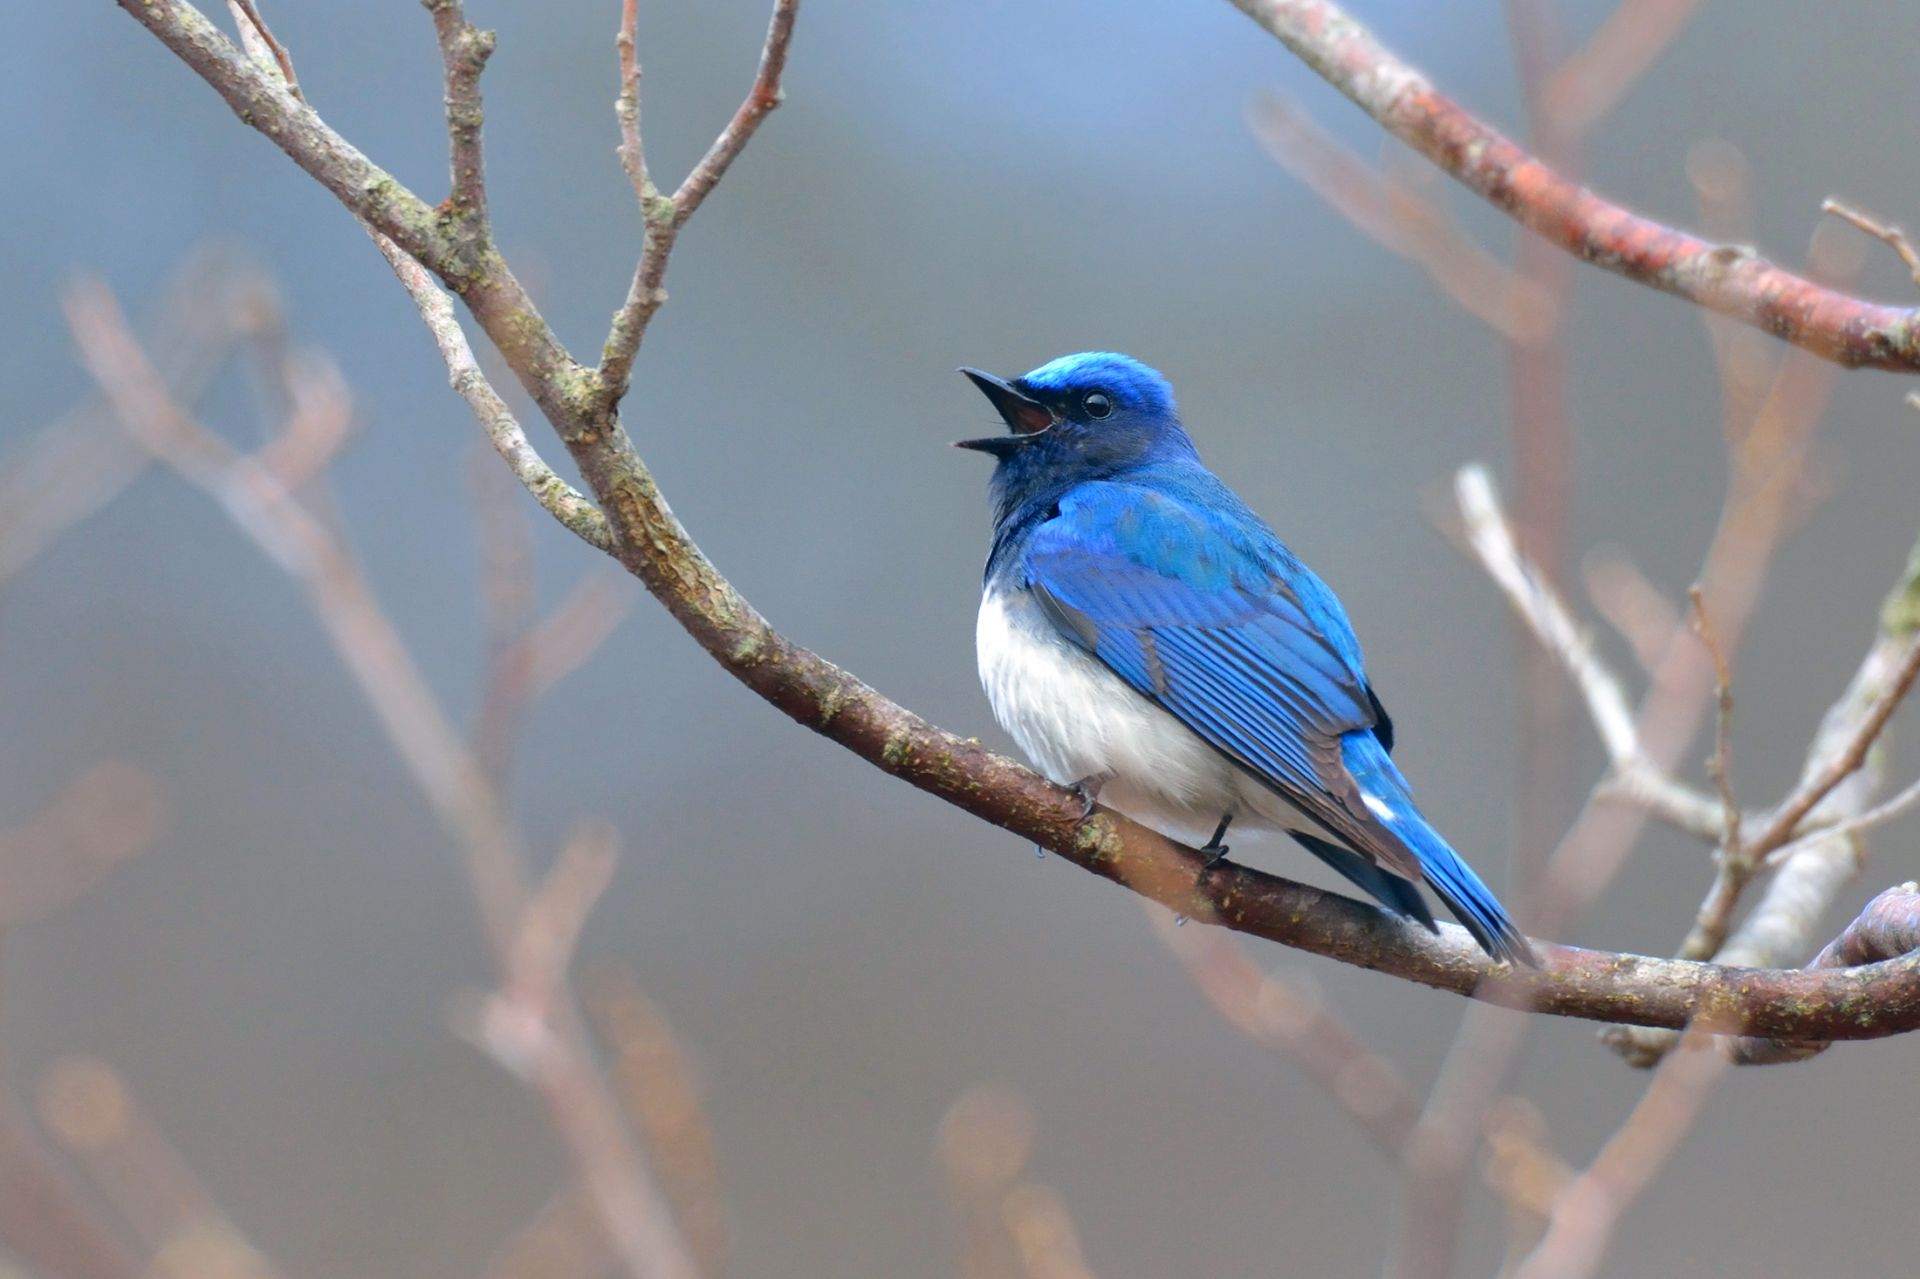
[1082,391,1114,419]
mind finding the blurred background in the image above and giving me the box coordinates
[5,1,1920,1276]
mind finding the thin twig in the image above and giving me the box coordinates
[228,0,301,99]
[1538,0,1702,134]
[1511,1024,1730,1279]
[598,0,799,403]
[1690,587,1743,861]
[65,278,703,1279]
[368,229,612,551]
[1610,533,1920,1062]
[1759,772,1920,873]
[615,0,655,212]
[1455,466,1728,840]
[1147,904,1419,1156]
[1823,199,1920,288]
[1248,93,1556,344]
[426,0,496,224]
[1743,628,1920,861]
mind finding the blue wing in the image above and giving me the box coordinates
[1022,480,1380,821]
[1021,480,1532,964]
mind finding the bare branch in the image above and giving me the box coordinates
[668,0,798,226]
[1538,0,1703,134]
[1512,1025,1729,1279]
[1824,198,1920,288]
[39,1056,286,1273]
[1744,616,1920,860]
[1731,882,1920,1064]
[1225,0,1920,372]
[367,228,612,551]
[598,0,800,403]
[425,0,496,224]
[1148,904,1418,1156]
[1609,535,1920,1063]
[588,965,734,1277]
[1247,93,1557,343]
[65,278,703,1279]
[0,763,166,927]
[227,0,301,99]
[1455,465,1727,840]
[615,0,655,213]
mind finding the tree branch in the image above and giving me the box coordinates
[1455,465,1727,840]
[597,0,799,404]
[426,0,496,225]
[366,228,612,551]
[1730,882,1920,1064]
[1226,0,1920,372]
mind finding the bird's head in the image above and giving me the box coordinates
[955,353,1196,506]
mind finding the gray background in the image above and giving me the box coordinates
[5,1,1920,1275]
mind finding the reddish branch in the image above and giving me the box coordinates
[108,0,1920,1042]
[1227,0,1920,372]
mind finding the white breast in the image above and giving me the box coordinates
[976,586,1255,842]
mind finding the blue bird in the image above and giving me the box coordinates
[956,353,1534,965]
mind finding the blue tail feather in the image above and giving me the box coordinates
[1339,735,1536,966]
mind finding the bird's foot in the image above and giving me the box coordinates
[1198,814,1234,870]
[1067,772,1112,820]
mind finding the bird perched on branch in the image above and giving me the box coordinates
[957,352,1534,965]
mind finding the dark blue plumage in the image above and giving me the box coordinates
[960,352,1533,964]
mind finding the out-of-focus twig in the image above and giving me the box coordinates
[0,1081,142,1279]
[473,570,633,783]
[0,249,266,584]
[1582,552,1678,676]
[1539,0,1703,134]
[1511,1024,1730,1279]
[939,1086,1098,1279]
[39,1056,285,1276]
[588,964,732,1277]
[0,763,166,927]
[65,277,703,1279]
[1247,93,1556,344]
[1146,903,1418,1155]
[487,1184,618,1279]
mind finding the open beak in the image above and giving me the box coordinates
[954,368,1053,454]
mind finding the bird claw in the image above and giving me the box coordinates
[1067,773,1111,820]
[1198,814,1234,870]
